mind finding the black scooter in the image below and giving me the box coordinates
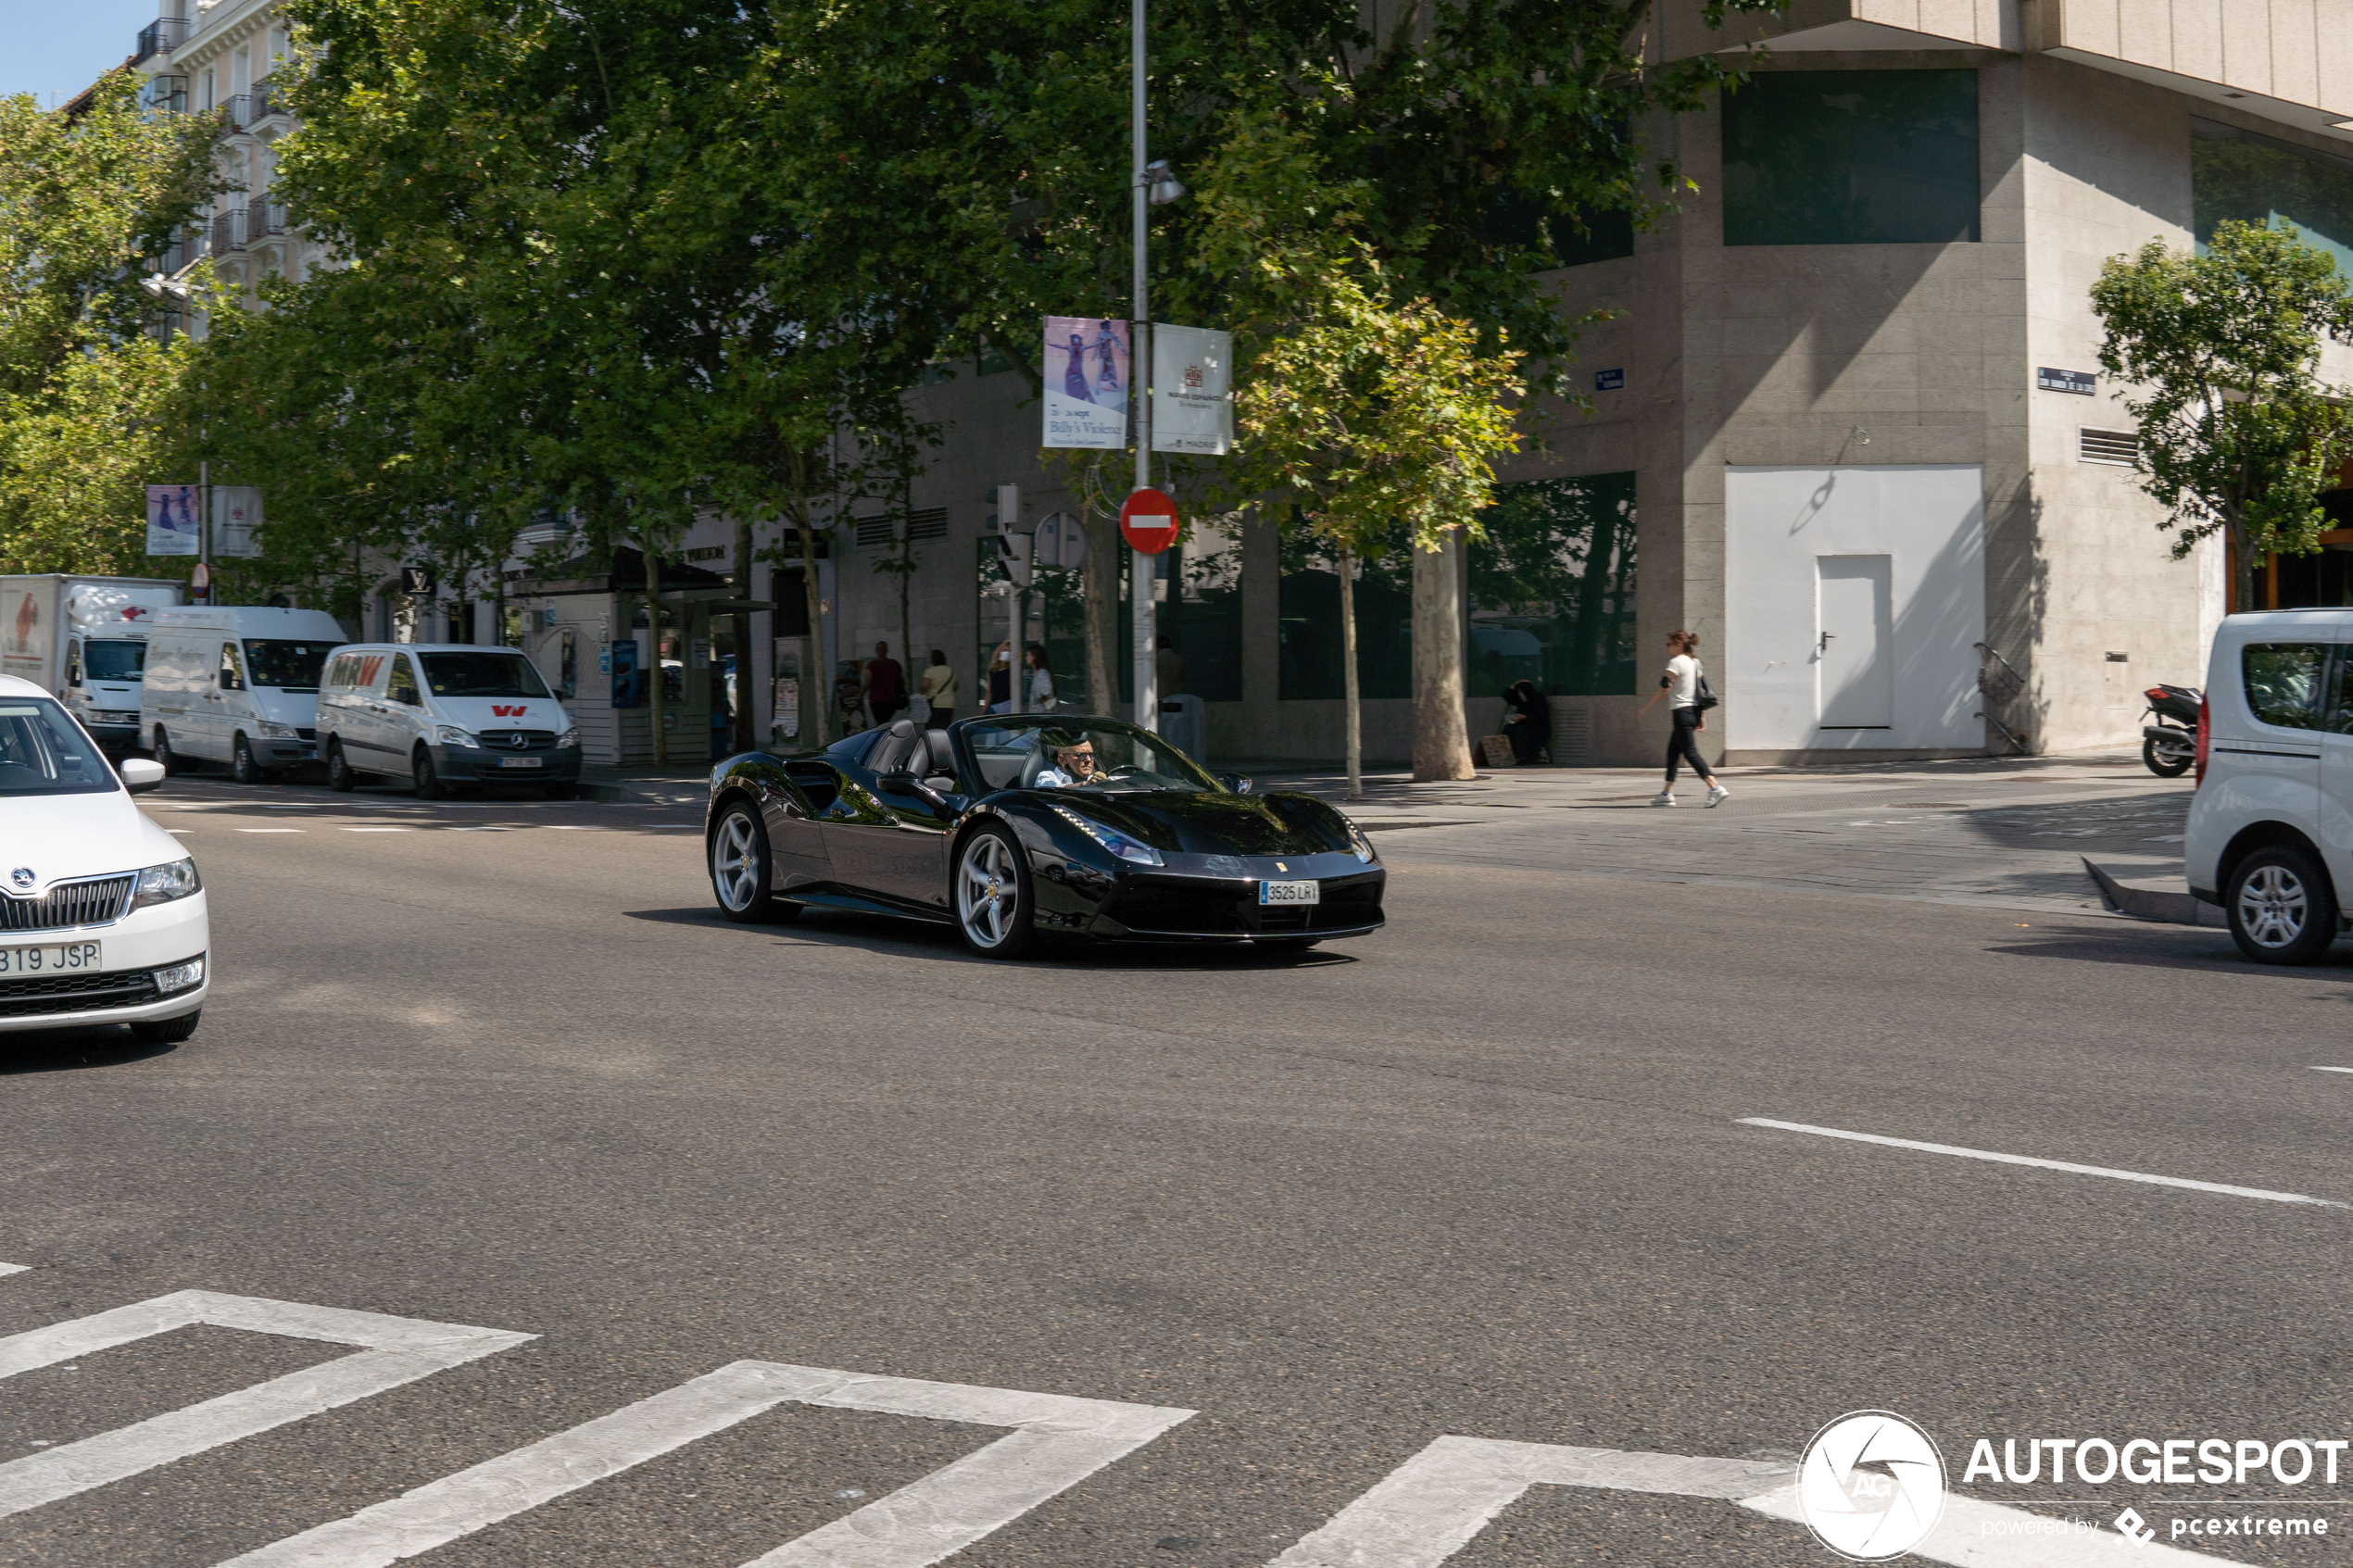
[2141,683,2201,777]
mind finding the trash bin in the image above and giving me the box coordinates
[1159,693,1207,765]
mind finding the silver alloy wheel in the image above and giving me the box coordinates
[711,810,763,912]
[2236,863,2309,948]
[957,832,1019,948]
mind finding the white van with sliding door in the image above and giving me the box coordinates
[140,608,349,784]
[2184,609,2353,964]
[317,644,581,798]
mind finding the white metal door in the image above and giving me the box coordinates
[1817,556,1893,729]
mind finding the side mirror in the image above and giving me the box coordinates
[1216,772,1253,795]
[120,758,166,795]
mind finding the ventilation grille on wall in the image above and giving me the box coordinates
[2079,427,2139,466]
[853,508,950,551]
[1549,704,1592,766]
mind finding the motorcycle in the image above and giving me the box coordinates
[2141,683,2201,777]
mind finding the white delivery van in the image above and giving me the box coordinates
[317,643,582,798]
[2183,608,2353,964]
[0,575,182,750]
[141,607,349,784]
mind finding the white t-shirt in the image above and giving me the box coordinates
[1664,654,1702,709]
[1029,669,1056,709]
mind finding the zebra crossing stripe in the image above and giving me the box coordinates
[1262,1436,2208,1567]
[218,1361,1195,1568]
[0,1291,533,1520]
[0,1263,25,1278]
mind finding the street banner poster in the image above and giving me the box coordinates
[145,484,200,556]
[1151,323,1233,456]
[1042,315,1129,449]
[212,486,263,557]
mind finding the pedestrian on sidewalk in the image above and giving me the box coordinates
[920,648,956,728]
[1639,630,1728,808]
[863,641,906,726]
[1502,679,1550,765]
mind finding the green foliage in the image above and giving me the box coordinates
[2091,220,2353,602]
[0,70,218,575]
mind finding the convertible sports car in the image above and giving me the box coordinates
[704,714,1384,956]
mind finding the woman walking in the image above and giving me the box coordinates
[1024,643,1058,712]
[1638,630,1729,808]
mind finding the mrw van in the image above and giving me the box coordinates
[318,644,581,798]
[140,607,348,784]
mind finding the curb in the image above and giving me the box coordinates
[2082,858,2228,927]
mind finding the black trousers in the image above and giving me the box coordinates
[1665,706,1714,784]
[925,706,953,730]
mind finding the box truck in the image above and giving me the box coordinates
[0,575,183,750]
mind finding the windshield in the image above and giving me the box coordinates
[0,699,118,797]
[963,718,1219,795]
[419,651,552,699]
[244,639,333,691]
[82,641,147,681]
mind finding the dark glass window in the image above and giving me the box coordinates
[242,639,331,690]
[1278,523,1414,701]
[2193,119,2353,276]
[1467,472,1639,697]
[2243,643,2324,729]
[1487,189,1636,267]
[1722,69,1980,246]
[84,641,145,680]
[0,697,118,796]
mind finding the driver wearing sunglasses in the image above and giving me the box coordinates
[1034,735,1104,788]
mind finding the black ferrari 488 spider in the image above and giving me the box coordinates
[704,713,1384,956]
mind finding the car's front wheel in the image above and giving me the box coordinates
[412,746,450,800]
[710,803,785,922]
[232,734,273,785]
[326,740,359,792]
[153,728,189,776]
[2227,844,2340,965]
[955,823,1037,958]
[131,1010,200,1044]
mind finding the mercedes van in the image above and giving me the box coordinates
[141,608,349,784]
[2184,608,2353,964]
[317,644,581,798]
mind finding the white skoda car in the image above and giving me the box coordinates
[0,673,207,1040]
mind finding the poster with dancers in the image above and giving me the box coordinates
[145,484,200,556]
[1042,315,1129,449]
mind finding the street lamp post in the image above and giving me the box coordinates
[1130,0,1154,734]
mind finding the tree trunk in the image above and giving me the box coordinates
[1411,527,1475,781]
[789,445,831,746]
[2230,518,2259,614]
[1084,504,1117,717]
[1339,541,1363,801]
[735,516,757,754]
[645,539,668,765]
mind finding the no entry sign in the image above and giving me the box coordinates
[1119,487,1178,555]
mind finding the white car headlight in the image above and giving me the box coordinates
[153,956,205,994]
[1048,803,1164,866]
[1346,820,1378,864]
[133,858,201,908]
[556,726,580,748]
[435,725,480,748]
[254,720,298,739]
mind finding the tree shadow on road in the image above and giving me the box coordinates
[622,906,1358,970]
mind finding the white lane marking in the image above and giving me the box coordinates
[1739,1119,2345,1208]
[1267,1436,2208,1568]
[0,1292,532,1518]
[343,827,411,834]
[221,1361,1193,1568]
[0,1263,25,1277]
[2312,1066,2353,1074]
[443,826,509,833]
[233,828,305,834]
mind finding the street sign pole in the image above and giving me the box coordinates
[1130,0,1156,734]
[196,458,209,604]
[1000,483,1026,716]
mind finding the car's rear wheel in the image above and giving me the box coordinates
[412,746,450,800]
[153,728,190,776]
[711,803,782,922]
[2227,845,2339,965]
[232,734,273,785]
[326,740,359,792]
[955,823,1037,958]
[131,1010,200,1044]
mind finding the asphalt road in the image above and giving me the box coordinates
[5,774,2351,1566]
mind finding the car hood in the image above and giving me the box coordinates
[433,696,571,732]
[1040,788,1353,857]
[1,790,182,889]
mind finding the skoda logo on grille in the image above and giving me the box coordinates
[8,867,31,890]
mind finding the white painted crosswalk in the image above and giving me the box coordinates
[0,1269,2236,1566]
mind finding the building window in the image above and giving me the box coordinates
[1721,69,1979,246]
[1278,524,1414,701]
[1467,472,1639,697]
[1486,189,1635,267]
[2193,118,2353,277]
[855,507,949,551]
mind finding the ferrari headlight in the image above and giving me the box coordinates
[1049,803,1164,867]
[435,725,481,748]
[254,720,298,739]
[133,858,201,908]
[1345,819,1378,864]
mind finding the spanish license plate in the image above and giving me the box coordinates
[497,756,543,769]
[1258,880,1319,906]
[0,941,101,975]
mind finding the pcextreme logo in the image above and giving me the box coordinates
[1796,1411,1948,1562]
